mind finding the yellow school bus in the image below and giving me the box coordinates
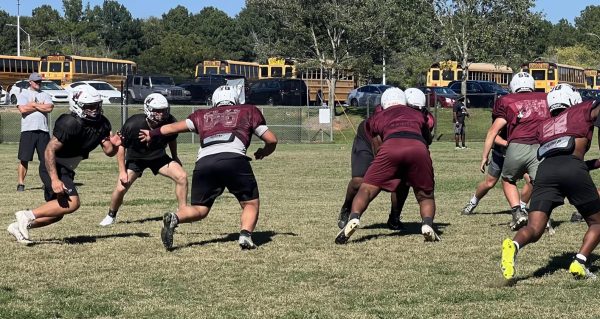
[585,69,600,89]
[520,61,585,92]
[39,54,136,88]
[195,60,260,80]
[0,55,40,89]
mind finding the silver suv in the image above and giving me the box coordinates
[126,75,191,103]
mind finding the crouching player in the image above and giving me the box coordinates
[335,87,439,244]
[502,84,600,281]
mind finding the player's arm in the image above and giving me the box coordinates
[139,120,190,143]
[494,134,508,148]
[115,144,129,185]
[101,132,122,157]
[480,117,507,173]
[255,130,278,160]
[371,135,383,155]
[33,101,54,113]
[45,136,66,194]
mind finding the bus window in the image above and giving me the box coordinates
[205,67,218,74]
[431,70,440,81]
[285,66,293,78]
[457,71,463,80]
[50,62,61,72]
[41,62,47,72]
[261,66,269,78]
[271,67,283,78]
[64,62,70,72]
[134,77,141,86]
[531,70,545,80]
[547,69,555,81]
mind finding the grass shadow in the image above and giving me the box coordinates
[121,216,163,224]
[354,222,449,243]
[31,232,151,245]
[173,230,298,251]
[514,253,600,283]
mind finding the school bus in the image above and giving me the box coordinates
[585,69,600,89]
[39,54,136,88]
[426,61,513,87]
[0,55,40,89]
[520,61,586,92]
[299,67,355,105]
[195,60,261,80]
[259,57,297,79]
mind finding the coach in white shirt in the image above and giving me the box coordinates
[16,72,54,192]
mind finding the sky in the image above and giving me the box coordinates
[0,0,596,23]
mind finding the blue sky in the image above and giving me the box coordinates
[0,0,596,23]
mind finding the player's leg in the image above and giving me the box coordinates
[388,183,409,230]
[460,126,467,148]
[463,149,503,215]
[157,160,189,210]
[415,189,440,241]
[100,169,140,226]
[338,176,363,228]
[16,131,34,190]
[335,182,381,244]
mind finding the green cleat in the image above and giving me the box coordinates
[569,259,596,280]
[501,238,517,280]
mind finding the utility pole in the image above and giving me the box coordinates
[17,0,21,56]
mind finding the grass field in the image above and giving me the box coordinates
[2,131,600,318]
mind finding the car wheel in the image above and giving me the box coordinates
[351,99,358,107]
[10,95,17,105]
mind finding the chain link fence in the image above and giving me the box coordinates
[0,104,333,144]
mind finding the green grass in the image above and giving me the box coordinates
[2,133,600,317]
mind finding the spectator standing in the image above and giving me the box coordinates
[453,96,469,149]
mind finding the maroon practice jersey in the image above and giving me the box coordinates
[364,105,384,142]
[369,104,429,141]
[537,100,596,145]
[186,104,267,158]
[492,92,549,144]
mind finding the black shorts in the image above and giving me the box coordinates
[18,130,50,162]
[529,155,600,216]
[126,155,173,176]
[351,137,374,178]
[190,153,259,207]
[40,163,78,202]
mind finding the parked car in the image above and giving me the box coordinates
[0,85,7,104]
[246,78,307,106]
[179,74,245,104]
[418,86,460,108]
[66,81,123,105]
[8,80,69,104]
[125,75,191,103]
[448,80,508,108]
[346,84,392,108]
[579,88,600,101]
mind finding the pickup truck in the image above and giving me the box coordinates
[125,75,191,103]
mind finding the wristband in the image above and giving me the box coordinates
[149,128,163,139]
[585,159,599,171]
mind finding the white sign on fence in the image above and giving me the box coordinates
[319,108,330,124]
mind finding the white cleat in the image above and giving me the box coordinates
[15,210,33,240]
[99,215,116,226]
[421,224,441,242]
[7,222,33,245]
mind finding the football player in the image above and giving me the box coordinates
[335,87,439,245]
[139,85,278,251]
[7,86,121,244]
[99,93,188,226]
[480,72,549,231]
[502,84,600,281]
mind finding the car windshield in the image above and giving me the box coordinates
[434,87,455,95]
[481,82,504,92]
[152,77,174,85]
[88,82,116,91]
[377,85,392,92]
[41,82,63,90]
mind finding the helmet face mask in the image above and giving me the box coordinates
[546,83,582,116]
[144,93,170,124]
[69,87,103,121]
[510,72,535,93]
[212,85,239,107]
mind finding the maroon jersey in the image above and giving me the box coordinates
[364,105,384,142]
[537,100,596,145]
[369,105,429,142]
[186,104,267,158]
[492,92,549,144]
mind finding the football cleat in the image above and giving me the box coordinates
[99,215,116,227]
[337,207,350,229]
[546,219,555,235]
[421,224,441,242]
[7,222,32,245]
[387,215,405,231]
[501,238,517,280]
[570,211,584,223]
[239,235,257,250]
[569,259,596,280]
[161,212,178,251]
[335,218,360,245]
[510,208,528,231]
[462,201,477,215]
[15,210,33,240]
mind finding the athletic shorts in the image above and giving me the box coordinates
[39,163,78,202]
[488,149,505,178]
[18,130,50,162]
[126,155,173,176]
[501,143,539,182]
[363,138,434,193]
[190,153,259,207]
[529,155,600,216]
[454,122,465,135]
[350,136,374,178]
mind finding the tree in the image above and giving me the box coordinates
[431,0,536,96]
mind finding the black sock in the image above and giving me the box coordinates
[240,229,252,237]
[108,209,118,218]
[422,217,433,227]
[349,212,361,220]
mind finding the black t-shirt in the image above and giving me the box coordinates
[355,120,370,145]
[120,114,178,160]
[454,102,468,124]
[53,113,112,159]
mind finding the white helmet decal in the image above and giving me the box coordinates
[509,72,535,93]
[69,86,103,121]
[212,85,239,107]
[546,83,582,115]
[380,87,407,109]
[405,88,427,109]
[144,93,170,124]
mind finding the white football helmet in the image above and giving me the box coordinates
[546,83,582,115]
[144,93,170,124]
[380,87,407,109]
[69,86,103,121]
[405,88,427,109]
[509,72,535,93]
[212,85,239,107]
